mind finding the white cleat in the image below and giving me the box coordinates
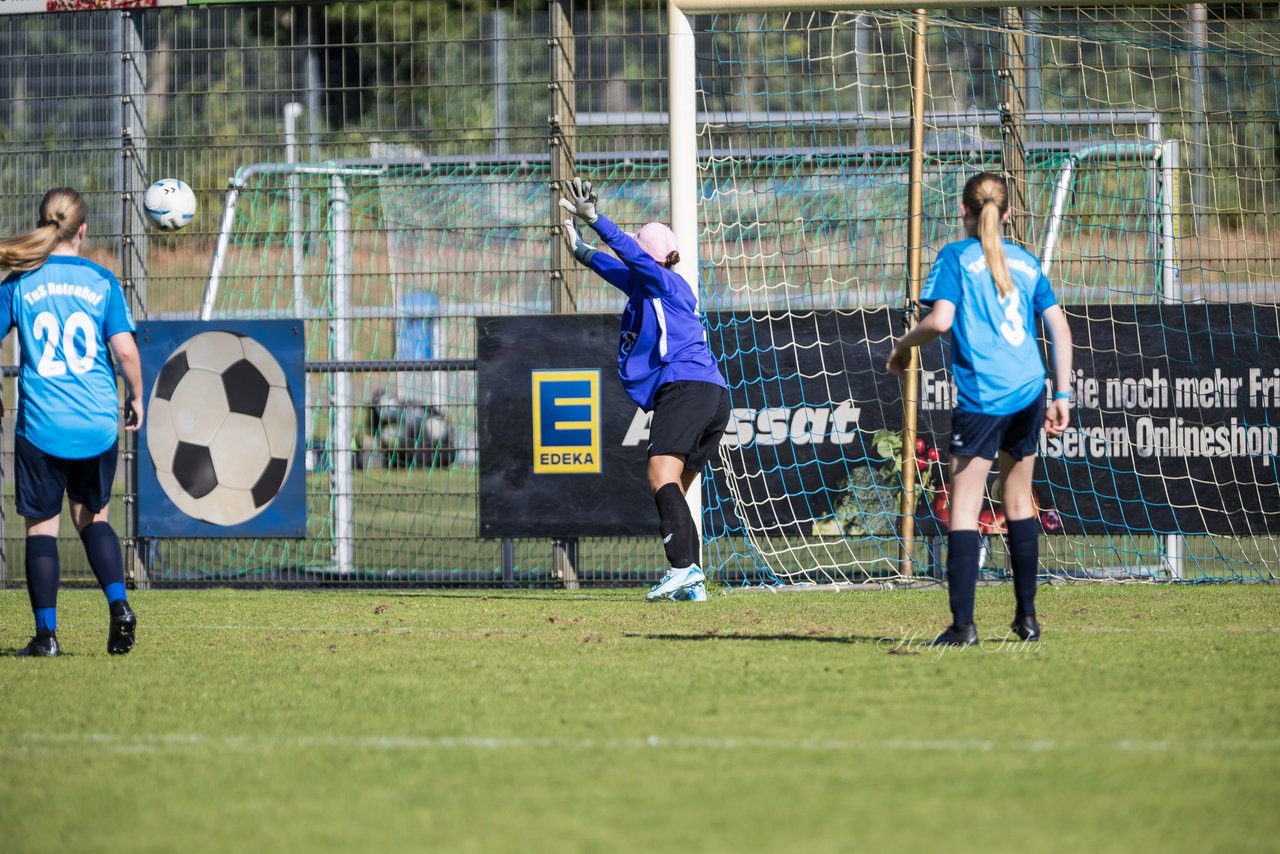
[670,582,708,602]
[646,566,706,602]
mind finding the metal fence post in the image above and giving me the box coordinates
[1000,7,1030,248]
[330,175,355,576]
[120,9,150,590]
[549,0,580,589]
[897,9,929,579]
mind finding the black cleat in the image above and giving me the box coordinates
[15,635,61,657]
[930,623,978,647]
[1010,615,1041,642]
[108,600,137,656]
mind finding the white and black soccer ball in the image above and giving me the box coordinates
[143,178,196,230]
[419,406,457,469]
[146,331,297,526]
[365,391,456,469]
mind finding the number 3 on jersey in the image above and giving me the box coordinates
[33,310,98,377]
[998,290,1026,347]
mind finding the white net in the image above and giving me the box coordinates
[690,6,1280,583]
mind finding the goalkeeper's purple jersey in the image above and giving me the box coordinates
[586,214,726,411]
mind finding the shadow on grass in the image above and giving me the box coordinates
[4,647,75,658]
[377,590,635,602]
[628,631,889,646]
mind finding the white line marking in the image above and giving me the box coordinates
[4,732,1278,755]
[36,623,1280,636]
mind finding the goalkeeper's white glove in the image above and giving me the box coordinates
[562,218,597,264]
[558,177,599,224]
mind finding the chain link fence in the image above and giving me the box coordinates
[1,2,1277,587]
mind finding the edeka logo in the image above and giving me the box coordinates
[532,369,602,474]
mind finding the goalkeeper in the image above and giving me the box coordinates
[560,177,729,602]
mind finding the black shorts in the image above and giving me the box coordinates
[14,433,118,520]
[950,396,1045,461]
[648,381,731,471]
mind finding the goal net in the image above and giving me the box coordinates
[676,4,1280,583]
[187,157,677,583]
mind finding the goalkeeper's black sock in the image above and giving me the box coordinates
[946,530,981,626]
[1005,516,1040,619]
[654,482,697,568]
[25,535,61,638]
[80,521,128,604]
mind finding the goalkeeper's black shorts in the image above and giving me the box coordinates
[647,380,731,472]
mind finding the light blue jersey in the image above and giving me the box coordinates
[1,255,135,458]
[587,214,726,410]
[920,237,1058,415]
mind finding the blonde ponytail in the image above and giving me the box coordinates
[0,187,86,272]
[961,173,1014,299]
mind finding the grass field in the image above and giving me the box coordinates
[2,583,1278,853]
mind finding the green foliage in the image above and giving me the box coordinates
[815,428,937,539]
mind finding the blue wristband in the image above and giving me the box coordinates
[1053,391,1072,400]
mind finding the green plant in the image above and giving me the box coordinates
[814,428,940,538]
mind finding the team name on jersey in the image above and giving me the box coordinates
[21,282,105,307]
[963,255,1038,278]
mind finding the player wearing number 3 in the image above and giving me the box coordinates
[560,177,730,602]
[0,188,143,657]
[887,173,1074,645]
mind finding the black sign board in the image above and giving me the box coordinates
[477,314,655,537]
[478,306,1280,539]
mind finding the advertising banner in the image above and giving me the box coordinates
[1033,303,1280,535]
[136,320,306,538]
[477,315,654,538]
[0,1,186,12]
[477,306,1280,540]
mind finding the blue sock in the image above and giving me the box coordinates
[35,608,57,635]
[80,521,127,604]
[1005,516,1040,619]
[946,530,981,626]
[25,535,61,638]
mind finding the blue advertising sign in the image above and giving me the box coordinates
[135,320,306,537]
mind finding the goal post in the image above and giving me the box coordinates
[667,2,1280,584]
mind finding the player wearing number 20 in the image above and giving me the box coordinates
[887,173,1074,646]
[0,188,144,657]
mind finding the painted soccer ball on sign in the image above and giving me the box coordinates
[146,331,297,526]
[143,178,196,230]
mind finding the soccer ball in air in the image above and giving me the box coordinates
[143,178,196,230]
[146,331,297,526]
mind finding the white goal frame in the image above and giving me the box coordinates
[667,0,1192,580]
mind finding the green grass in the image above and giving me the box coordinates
[1,585,1278,853]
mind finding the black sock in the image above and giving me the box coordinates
[80,521,127,604]
[947,530,981,626]
[654,482,696,568]
[25,535,61,637]
[1005,516,1040,619]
